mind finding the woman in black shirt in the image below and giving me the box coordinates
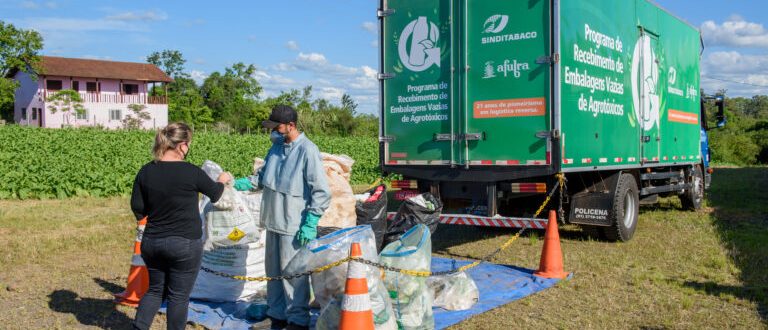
[130,122,232,330]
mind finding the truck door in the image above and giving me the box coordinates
[381,0,456,166]
[463,0,552,166]
[635,29,661,163]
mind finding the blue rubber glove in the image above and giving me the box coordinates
[233,177,254,191]
[296,212,321,246]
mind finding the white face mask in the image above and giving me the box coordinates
[270,130,283,143]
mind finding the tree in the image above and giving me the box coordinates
[341,93,358,113]
[145,50,216,127]
[354,113,378,137]
[200,62,263,130]
[146,50,187,79]
[122,104,152,129]
[167,77,213,127]
[0,21,43,121]
[47,90,84,127]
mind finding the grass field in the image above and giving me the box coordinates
[0,167,765,329]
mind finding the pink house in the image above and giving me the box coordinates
[10,56,173,129]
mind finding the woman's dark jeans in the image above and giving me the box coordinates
[132,236,203,330]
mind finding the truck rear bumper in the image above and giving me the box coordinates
[386,212,548,229]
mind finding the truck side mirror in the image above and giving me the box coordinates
[715,95,726,128]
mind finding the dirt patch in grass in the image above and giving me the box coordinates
[0,168,766,329]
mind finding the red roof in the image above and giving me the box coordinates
[35,56,173,83]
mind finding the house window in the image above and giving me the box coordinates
[21,107,27,120]
[46,80,62,91]
[86,82,98,92]
[76,108,88,120]
[123,84,139,95]
[72,81,80,91]
[110,109,122,121]
[31,108,38,120]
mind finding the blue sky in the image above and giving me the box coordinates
[2,0,767,114]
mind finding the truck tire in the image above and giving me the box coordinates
[603,173,639,242]
[680,165,704,211]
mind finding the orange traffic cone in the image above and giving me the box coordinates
[114,217,149,307]
[339,242,375,330]
[534,210,569,279]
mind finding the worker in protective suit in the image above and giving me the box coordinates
[235,104,331,330]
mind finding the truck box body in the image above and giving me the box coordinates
[380,0,702,175]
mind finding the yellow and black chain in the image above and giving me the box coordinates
[201,256,355,282]
[200,173,566,281]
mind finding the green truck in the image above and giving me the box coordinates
[378,0,724,241]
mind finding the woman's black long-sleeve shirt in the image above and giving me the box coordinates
[130,161,225,239]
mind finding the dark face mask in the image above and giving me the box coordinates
[270,130,283,143]
[182,143,190,160]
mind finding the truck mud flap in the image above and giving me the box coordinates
[568,191,614,226]
[567,171,622,226]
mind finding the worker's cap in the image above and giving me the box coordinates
[262,105,298,129]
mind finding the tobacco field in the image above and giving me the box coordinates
[0,125,380,199]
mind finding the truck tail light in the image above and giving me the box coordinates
[510,183,547,193]
[391,180,418,189]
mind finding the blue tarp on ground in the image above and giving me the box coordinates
[163,257,566,329]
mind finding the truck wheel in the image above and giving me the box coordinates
[603,173,639,242]
[680,165,704,211]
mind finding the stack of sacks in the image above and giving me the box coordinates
[317,153,357,234]
[192,160,267,302]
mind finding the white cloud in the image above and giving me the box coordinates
[297,52,328,66]
[271,62,297,72]
[317,86,345,101]
[370,40,378,48]
[19,1,56,9]
[106,10,168,22]
[286,40,300,51]
[701,51,768,97]
[193,58,206,65]
[703,51,768,75]
[252,69,298,98]
[349,66,378,89]
[701,16,768,48]
[15,17,148,32]
[362,21,377,34]
[81,54,112,60]
[190,70,208,85]
[256,52,380,114]
[20,1,39,9]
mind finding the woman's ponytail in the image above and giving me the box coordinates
[152,122,192,161]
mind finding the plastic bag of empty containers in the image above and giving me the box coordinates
[383,193,442,247]
[355,184,388,251]
[380,224,434,330]
[426,271,479,311]
[284,225,397,330]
